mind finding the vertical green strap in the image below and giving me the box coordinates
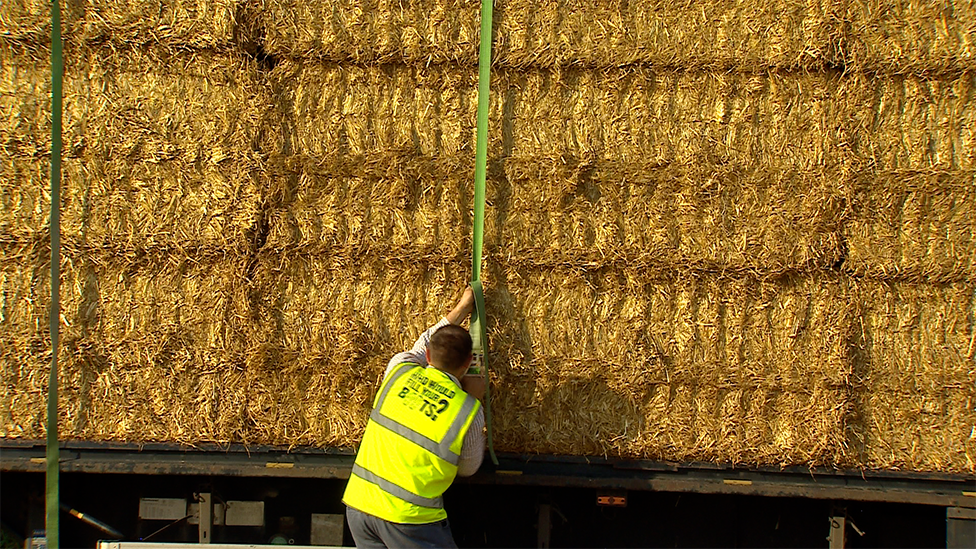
[471,0,490,282]
[470,0,497,465]
[47,1,63,548]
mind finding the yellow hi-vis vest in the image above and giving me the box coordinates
[342,362,481,524]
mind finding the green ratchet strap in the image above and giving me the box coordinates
[468,281,495,465]
[469,0,497,465]
[47,1,63,548]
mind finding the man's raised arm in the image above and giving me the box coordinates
[383,288,475,380]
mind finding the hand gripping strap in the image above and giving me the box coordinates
[468,284,497,466]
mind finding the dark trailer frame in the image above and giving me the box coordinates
[2,440,974,547]
[2,440,973,506]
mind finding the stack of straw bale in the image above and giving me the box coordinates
[1,43,270,251]
[254,0,976,474]
[1,250,251,441]
[1,1,973,474]
[484,269,852,464]
[1,4,267,442]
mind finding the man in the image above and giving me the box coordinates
[343,287,486,548]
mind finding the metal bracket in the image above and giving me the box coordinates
[196,492,211,544]
[828,515,846,549]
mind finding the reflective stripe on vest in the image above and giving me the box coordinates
[343,363,481,524]
[351,463,444,508]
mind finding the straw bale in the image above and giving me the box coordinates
[635,384,849,465]
[846,73,976,171]
[1,250,251,441]
[851,279,975,394]
[0,44,270,163]
[1,154,262,252]
[0,248,90,438]
[847,278,974,473]
[0,334,47,438]
[491,372,849,465]
[496,159,848,274]
[259,0,975,73]
[258,0,481,65]
[487,368,647,458]
[488,268,851,391]
[845,170,976,282]
[0,245,49,340]
[261,154,472,261]
[0,1,238,47]
[259,0,841,70]
[249,253,469,360]
[0,335,90,440]
[274,62,855,170]
[853,388,975,473]
[269,61,478,160]
[841,0,976,74]
[245,252,469,446]
[0,1,85,42]
[497,0,842,70]
[0,248,97,438]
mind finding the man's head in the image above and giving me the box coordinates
[426,324,473,377]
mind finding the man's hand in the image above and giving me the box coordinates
[446,286,476,325]
[461,372,486,400]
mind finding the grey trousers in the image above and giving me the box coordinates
[346,506,458,549]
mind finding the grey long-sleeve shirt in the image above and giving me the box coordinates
[384,318,486,477]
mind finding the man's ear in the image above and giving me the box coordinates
[425,347,431,365]
[459,353,473,376]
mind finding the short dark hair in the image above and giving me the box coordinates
[429,325,473,372]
